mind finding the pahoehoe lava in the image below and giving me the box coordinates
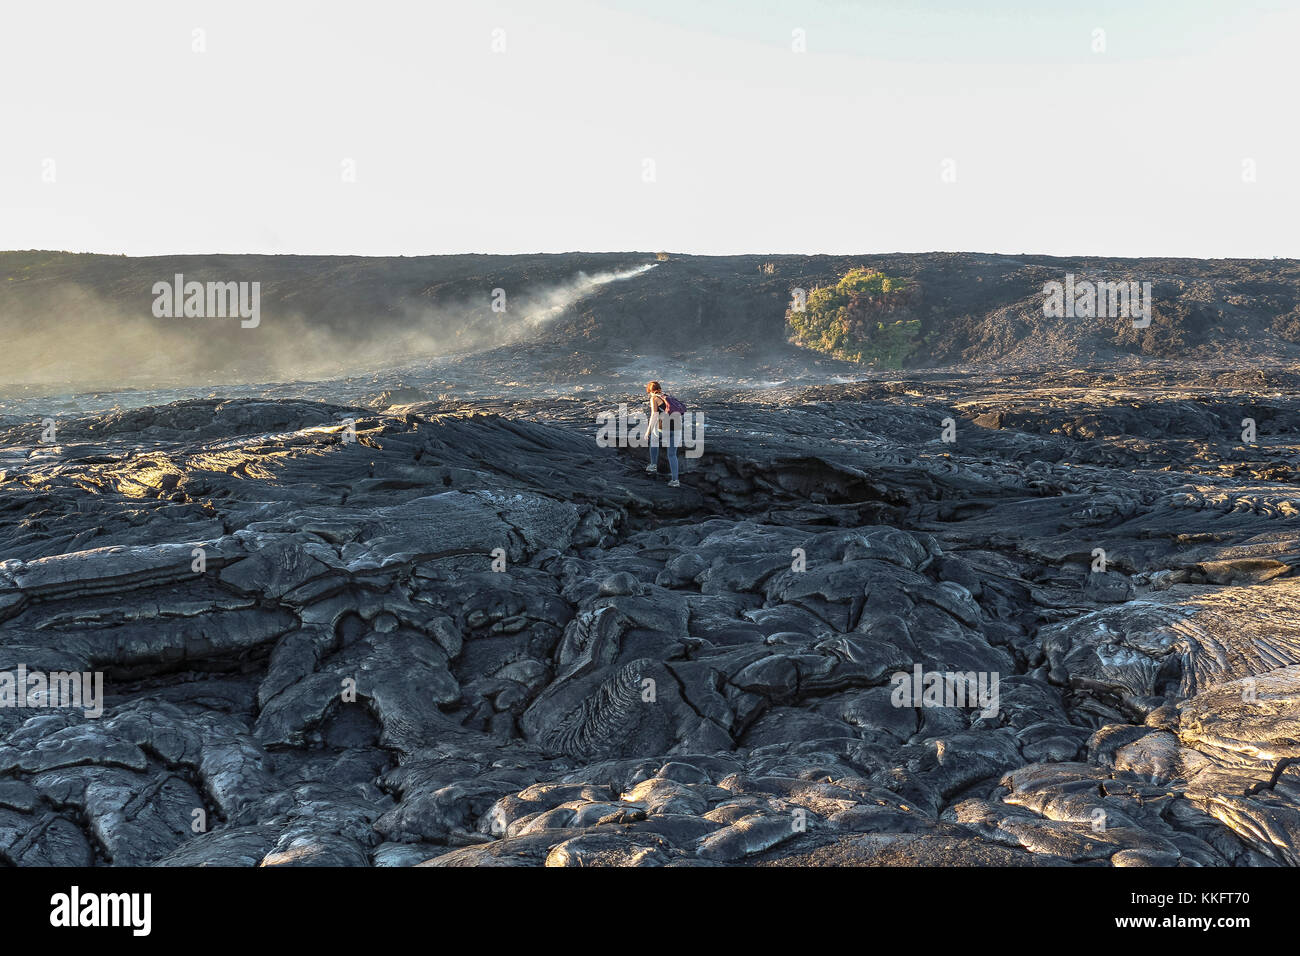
[2,252,1300,867]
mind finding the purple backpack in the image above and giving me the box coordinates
[660,393,686,415]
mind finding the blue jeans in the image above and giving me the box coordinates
[649,428,679,480]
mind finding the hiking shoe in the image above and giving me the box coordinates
[667,480,680,488]
[644,464,657,473]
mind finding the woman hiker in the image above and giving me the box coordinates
[643,380,681,488]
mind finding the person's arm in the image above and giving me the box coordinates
[644,394,660,438]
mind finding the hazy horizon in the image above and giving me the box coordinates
[6,249,1300,262]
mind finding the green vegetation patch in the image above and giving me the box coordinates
[787,267,922,367]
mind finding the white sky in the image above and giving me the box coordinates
[2,0,1297,258]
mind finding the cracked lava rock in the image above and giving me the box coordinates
[3,366,1300,868]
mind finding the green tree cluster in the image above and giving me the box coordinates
[787,267,922,367]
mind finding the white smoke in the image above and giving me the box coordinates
[0,262,662,392]
[518,263,658,330]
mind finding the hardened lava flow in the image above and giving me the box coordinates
[1,369,1299,867]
